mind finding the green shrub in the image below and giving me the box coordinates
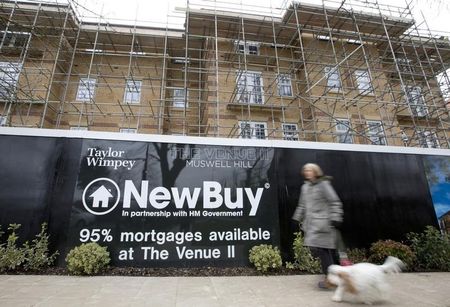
[249,244,282,273]
[407,226,450,271]
[368,239,415,270]
[0,224,26,272]
[288,232,321,274]
[347,248,368,264]
[23,223,58,271]
[66,243,110,275]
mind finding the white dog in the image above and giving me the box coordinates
[326,256,405,304]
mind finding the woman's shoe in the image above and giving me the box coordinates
[317,279,336,290]
[318,280,335,290]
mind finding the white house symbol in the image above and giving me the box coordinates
[89,185,113,208]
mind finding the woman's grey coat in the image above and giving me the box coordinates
[292,177,343,249]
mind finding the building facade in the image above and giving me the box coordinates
[1,0,449,148]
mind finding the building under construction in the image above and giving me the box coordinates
[1,0,449,148]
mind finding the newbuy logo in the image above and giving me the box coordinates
[82,178,121,215]
[82,178,268,216]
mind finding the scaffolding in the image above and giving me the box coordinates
[1,0,449,148]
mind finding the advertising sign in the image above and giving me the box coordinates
[0,128,447,268]
[423,156,450,234]
[66,140,279,267]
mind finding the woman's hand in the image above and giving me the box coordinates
[331,220,342,229]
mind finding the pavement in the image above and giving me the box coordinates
[0,272,449,307]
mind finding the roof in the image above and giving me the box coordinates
[0,0,183,37]
[187,2,415,44]
[439,210,450,219]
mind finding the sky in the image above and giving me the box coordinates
[53,0,449,36]
[424,156,450,219]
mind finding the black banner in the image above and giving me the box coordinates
[0,131,444,267]
[66,140,279,267]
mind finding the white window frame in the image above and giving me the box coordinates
[0,62,21,99]
[419,130,440,148]
[236,71,264,104]
[120,128,137,134]
[277,74,293,97]
[406,86,427,117]
[0,116,7,126]
[316,35,331,41]
[335,119,353,144]
[396,57,414,74]
[124,79,142,104]
[355,69,374,95]
[238,121,267,140]
[70,126,88,131]
[0,31,30,48]
[324,66,341,91]
[437,71,450,102]
[367,120,386,145]
[346,39,362,45]
[172,88,188,108]
[282,123,298,141]
[76,77,96,102]
[236,41,260,55]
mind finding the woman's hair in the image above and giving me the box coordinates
[302,163,323,178]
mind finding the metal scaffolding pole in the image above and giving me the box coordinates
[0,0,448,148]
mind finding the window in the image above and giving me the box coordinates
[0,62,21,99]
[172,88,187,108]
[367,121,386,145]
[437,71,449,102]
[419,130,440,148]
[324,66,341,91]
[0,31,30,48]
[335,119,353,144]
[172,57,190,64]
[0,116,7,126]
[355,70,373,95]
[124,79,142,104]
[315,35,331,41]
[396,57,414,74]
[282,123,298,141]
[236,41,259,55]
[406,86,427,117]
[236,71,263,104]
[76,78,96,101]
[238,121,267,140]
[346,39,362,45]
[120,128,137,134]
[277,74,292,96]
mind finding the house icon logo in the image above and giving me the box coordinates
[90,186,113,208]
[82,178,120,215]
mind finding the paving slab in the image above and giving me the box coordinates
[0,273,448,307]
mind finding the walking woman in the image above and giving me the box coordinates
[292,163,343,289]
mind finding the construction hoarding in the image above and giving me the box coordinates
[0,128,445,267]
